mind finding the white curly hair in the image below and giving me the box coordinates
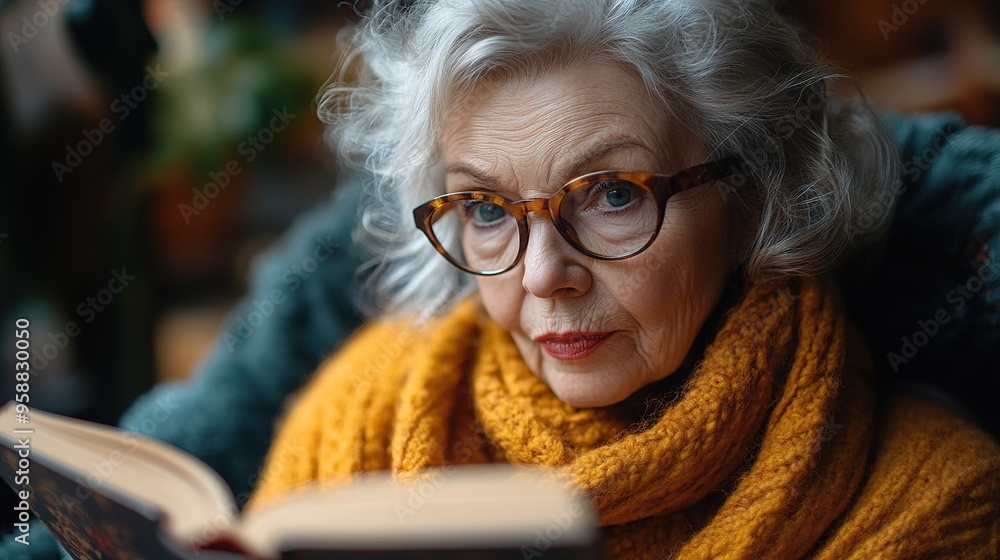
[320,0,901,317]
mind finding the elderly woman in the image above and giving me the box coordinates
[250,0,1000,558]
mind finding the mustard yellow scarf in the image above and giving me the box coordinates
[251,276,1000,559]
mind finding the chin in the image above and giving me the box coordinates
[545,370,635,408]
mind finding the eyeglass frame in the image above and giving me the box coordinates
[412,155,744,276]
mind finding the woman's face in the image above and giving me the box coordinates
[441,61,737,407]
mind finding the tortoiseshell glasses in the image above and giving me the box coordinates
[413,156,743,276]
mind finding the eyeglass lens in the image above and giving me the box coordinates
[428,177,660,273]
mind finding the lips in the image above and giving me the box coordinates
[533,332,612,360]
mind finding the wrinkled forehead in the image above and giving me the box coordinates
[438,60,701,186]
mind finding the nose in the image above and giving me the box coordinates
[520,214,592,299]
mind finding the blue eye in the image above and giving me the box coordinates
[476,203,506,222]
[463,201,509,226]
[590,180,642,210]
[603,187,634,207]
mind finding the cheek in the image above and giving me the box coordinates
[476,274,525,332]
[611,195,734,334]
[599,254,689,333]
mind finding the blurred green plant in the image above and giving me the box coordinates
[150,18,315,177]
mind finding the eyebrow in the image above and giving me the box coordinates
[444,164,503,189]
[445,137,646,190]
[561,138,645,180]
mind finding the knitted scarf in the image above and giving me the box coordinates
[251,276,1000,559]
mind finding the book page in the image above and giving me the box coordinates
[232,465,599,558]
[0,403,237,547]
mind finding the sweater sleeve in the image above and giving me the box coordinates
[847,112,1000,439]
[813,395,1000,559]
[114,177,367,509]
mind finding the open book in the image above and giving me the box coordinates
[0,402,602,559]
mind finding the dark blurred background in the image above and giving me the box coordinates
[0,0,356,425]
[0,0,997,530]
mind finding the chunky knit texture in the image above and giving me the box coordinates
[250,276,1000,559]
